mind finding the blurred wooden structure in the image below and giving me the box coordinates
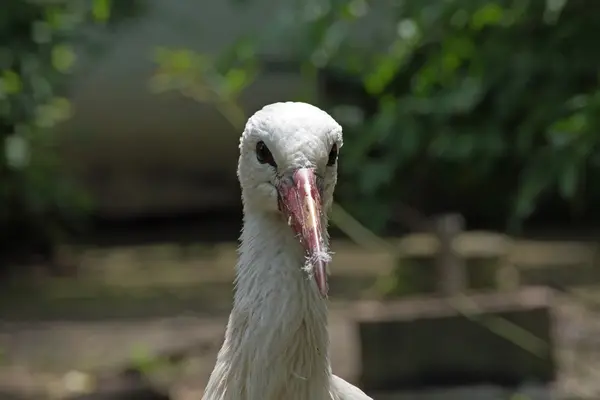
[4,221,600,399]
[355,287,557,391]
[74,229,599,289]
[354,213,561,396]
[434,213,467,295]
[392,227,598,291]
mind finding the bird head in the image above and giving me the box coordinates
[237,102,342,297]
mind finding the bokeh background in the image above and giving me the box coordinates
[1,0,600,398]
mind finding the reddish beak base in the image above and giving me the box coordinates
[277,168,329,297]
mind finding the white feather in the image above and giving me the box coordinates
[203,102,372,400]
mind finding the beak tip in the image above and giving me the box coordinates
[314,260,329,297]
[319,285,329,298]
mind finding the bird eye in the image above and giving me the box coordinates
[256,141,277,167]
[327,144,338,166]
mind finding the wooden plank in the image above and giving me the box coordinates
[395,231,511,258]
[72,233,599,289]
[395,233,597,268]
[354,287,557,392]
[370,384,552,400]
[509,240,597,268]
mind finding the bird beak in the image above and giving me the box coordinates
[278,168,329,297]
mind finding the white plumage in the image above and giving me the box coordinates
[202,102,372,400]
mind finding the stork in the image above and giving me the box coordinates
[202,102,372,400]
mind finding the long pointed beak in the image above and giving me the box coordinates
[277,168,329,297]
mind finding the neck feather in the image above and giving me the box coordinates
[203,213,331,400]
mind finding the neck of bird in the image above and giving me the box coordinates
[204,211,331,399]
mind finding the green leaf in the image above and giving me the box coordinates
[550,113,587,139]
[544,0,568,24]
[169,50,195,72]
[5,135,30,169]
[154,47,172,64]
[31,76,52,100]
[341,0,369,19]
[234,37,256,62]
[513,149,556,220]
[93,0,112,22]
[471,3,504,30]
[364,58,398,95]
[148,73,174,93]
[51,44,76,72]
[129,344,157,374]
[1,70,22,94]
[364,40,411,95]
[31,21,52,44]
[445,76,485,113]
[34,98,72,128]
[558,161,578,199]
[0,100,11,116]
[51,97,73,121]
[223,68,248,97]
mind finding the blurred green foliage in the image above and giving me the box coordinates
[300,0,600,232]
[155,0,600,233]
[150,42,259,129]
[0,0,142,263]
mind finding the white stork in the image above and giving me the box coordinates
[202,102,372,400]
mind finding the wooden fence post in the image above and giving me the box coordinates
[496,251,520,291]
[434,213,466,295]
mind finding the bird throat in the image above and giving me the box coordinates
[203,214,332,400]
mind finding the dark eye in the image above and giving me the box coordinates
[256,141,277,167]
[327,144,338,166]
